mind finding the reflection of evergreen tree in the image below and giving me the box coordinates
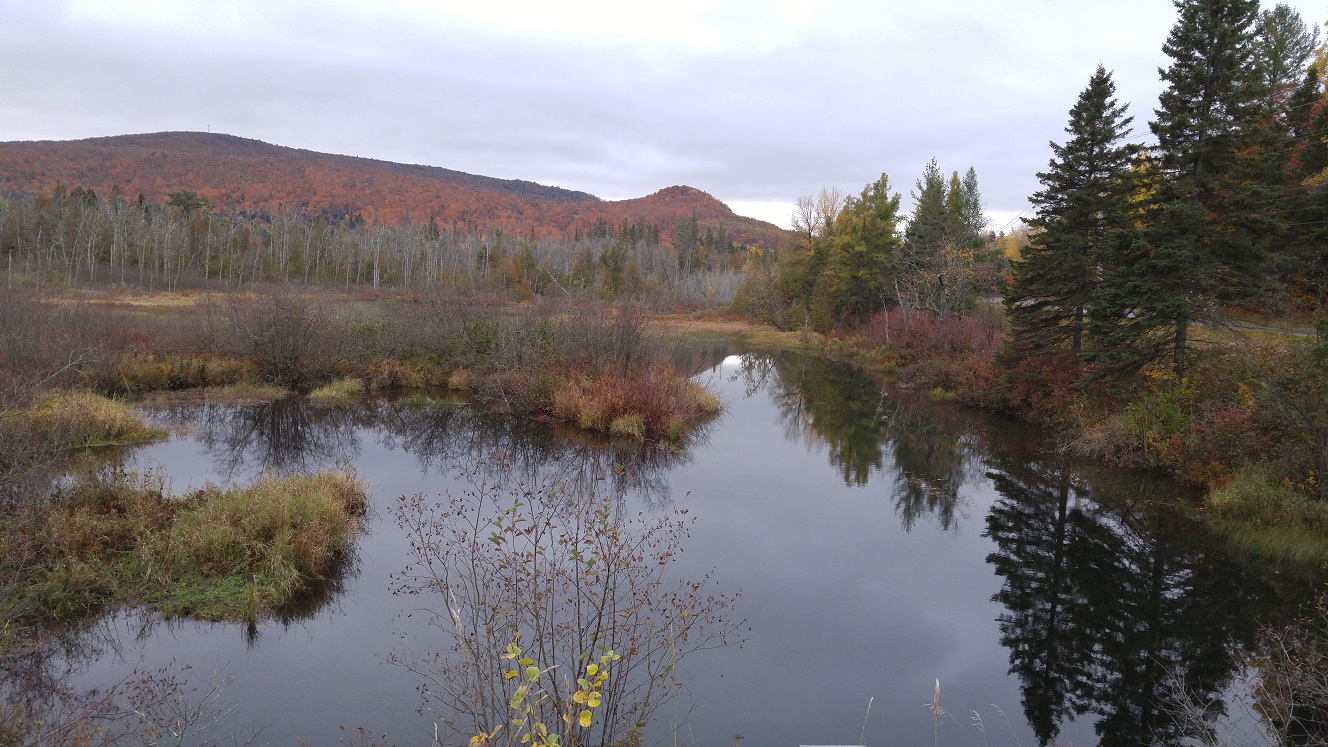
[985,461,1106,745]
[734,352,973,529]
[765,353,892,486]
[890,413,969,531]
[986,456,1302,746]
[1087,500,1254,747]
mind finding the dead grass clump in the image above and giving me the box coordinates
[7,390,165,448]
[308,377,365,405]
[109,355,254,393]
[362,360,435,392]
[448,368,473,392]
[158,471,367,606]
[609,415,646,440]
[687,383,723,416]
[896,359,978,395]
[5,470,369,629]
[552,377,612,431]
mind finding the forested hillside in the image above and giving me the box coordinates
[0,132,787,248]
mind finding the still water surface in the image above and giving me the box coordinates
[65,351,1319,746]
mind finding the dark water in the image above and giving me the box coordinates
[51,352,1320,746]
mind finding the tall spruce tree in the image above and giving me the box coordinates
[899,160,985,319]
[1006,66,1135,359]
[1253,4,1321,111]
[1090,0,1264,376]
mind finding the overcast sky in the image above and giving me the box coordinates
[3,0,1326,230]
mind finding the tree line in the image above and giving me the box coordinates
[0,185,756,304]
[735,161,1007,331]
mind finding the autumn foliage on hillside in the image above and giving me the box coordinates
[0,132,787,248]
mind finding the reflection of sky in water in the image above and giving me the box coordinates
[66,356,1298,747]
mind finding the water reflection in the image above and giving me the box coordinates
[148,398,363,478]
[372,398,701,509]
[983,451,1314,746]
[145,397,700,508]
[733,352,981,530]
[730,351,1317,745]
[42,354,1316,746]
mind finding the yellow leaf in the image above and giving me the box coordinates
[579,710,592,728]
[504,670,519,680]
[587,692,601,708]
[572,690,588,704]
[585,663,599,677]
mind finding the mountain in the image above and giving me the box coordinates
[0,132,788,247]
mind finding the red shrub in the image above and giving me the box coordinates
[997,352,1083,423]
[1166,401,1266,487]
[861,307,1006,365]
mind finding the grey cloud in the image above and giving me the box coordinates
[3,1,1323,223]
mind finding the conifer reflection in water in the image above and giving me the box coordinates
[984,451,1313,747]
[732,352,981,530]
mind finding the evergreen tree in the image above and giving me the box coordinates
[1006,66,1135,358]
[1091,0,1264,376]
[1282,68,1328,313]
[822,173,903,320]
[900,160,984,319]
[1253,4,1321,111]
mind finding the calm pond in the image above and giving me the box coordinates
[59,350,1320,746]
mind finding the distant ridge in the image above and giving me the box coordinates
[0,132,788,247]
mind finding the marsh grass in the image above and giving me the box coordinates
[109,355,254,393]
[308,377,365,405]
[609,414,646,441]
[447,368,473,391]
[5,390,166,448]
[139,382,291,408]
[1206,466,1328,565]
[155,471,368,617]
[2,470,368,629]
[361,359,439,392]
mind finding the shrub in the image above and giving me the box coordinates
[996,351,1083,423]
[392,458,740,747]
[896,358,976,394]
[861,305,1007,365]
[1167,401,1265,486]
[225,284,337,386]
